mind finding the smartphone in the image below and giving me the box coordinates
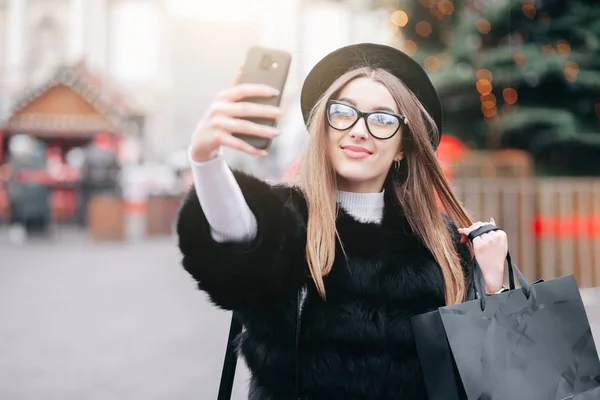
[233,46,292,150]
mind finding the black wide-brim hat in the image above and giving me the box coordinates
[300,43,443,149]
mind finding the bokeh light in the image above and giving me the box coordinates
[416,21,432,37]
[503,88,519,105]
[482,99,496,109]
[476,19,491,35]
[557,40,571,57]
[564,62,579,83]
[438,0,454,16]
[477,69,493,81]
[483,107,498,118]
[522,5,536,19]
[402,40,418,56]
[481,93,497,103]
[476,79,493,96]
[391,11,409,27]
[424,56,441,72]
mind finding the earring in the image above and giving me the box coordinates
[394,160,401,171]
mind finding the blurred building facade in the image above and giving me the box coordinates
[0,0,394,171]
[0,0,172,162]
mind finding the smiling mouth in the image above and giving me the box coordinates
[341,145,373,159]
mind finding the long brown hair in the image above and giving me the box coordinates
[296,66,473,305]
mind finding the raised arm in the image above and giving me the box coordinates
[177,76,307,310]
[189,151,257,243]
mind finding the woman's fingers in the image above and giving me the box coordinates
[210,116,280,139]
[215,83,280,103]
[458,221,493,244]
[215,131,268,157]
[232,66,243,86]
[210,101,283,120]
[190,80,282,161]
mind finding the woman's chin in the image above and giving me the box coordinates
[335,169,374,186]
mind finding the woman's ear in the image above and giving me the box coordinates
[395,149,404,162]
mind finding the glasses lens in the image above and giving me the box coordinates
[328,103,357,130]
[367,113,400,139]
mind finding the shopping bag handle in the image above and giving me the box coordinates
[467,224,533,310]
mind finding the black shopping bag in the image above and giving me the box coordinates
[567,385,600,399]
[411,308,466,400]
[412,225,600,400]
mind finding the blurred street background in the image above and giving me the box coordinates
[0,0,599,398]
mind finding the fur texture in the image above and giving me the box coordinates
[176,171,471,400]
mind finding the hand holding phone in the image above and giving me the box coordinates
[189,47,291,162]
[232,47,291,150]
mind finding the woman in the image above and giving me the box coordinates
[177,43,508,400]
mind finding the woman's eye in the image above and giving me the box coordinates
[371,114,394,125]
[332,106,353,116]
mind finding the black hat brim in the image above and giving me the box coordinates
[300,43,443,148]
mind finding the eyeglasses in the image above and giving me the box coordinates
[326,100,408,140]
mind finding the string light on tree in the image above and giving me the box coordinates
[476,79,493,96]
[564,62,579,83]
[424,56,441,72]
[415,21,433,37]
[557,40,571,57]
[410,0,600,174]
[481,93,496,110]
[482,99,496,110]
[430,7,446,21]
[503,88,519,105]
[476,69,493,81]
[402,40,418,56]
[391,10,409,27]
[476,19,491,34]
[482,107,498,118]
[437,0,454,15]
[522,4,536,19]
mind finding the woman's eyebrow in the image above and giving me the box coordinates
[337,97,397,113]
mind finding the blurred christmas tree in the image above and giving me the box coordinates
[390,0,600,175]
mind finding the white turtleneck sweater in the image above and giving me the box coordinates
[190,154,385,243]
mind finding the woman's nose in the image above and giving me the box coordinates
[348,117,369,140]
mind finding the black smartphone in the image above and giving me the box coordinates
[233,46,292,150]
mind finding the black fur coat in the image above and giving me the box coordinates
[176,171,471,400]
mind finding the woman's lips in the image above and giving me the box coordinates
[341,145,372,159]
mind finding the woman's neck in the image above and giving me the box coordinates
[336,190,385,224]
[336,176,387,194]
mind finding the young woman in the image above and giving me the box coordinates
[177,43,508,400]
